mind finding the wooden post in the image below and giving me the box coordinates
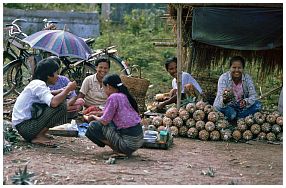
[176,4,183,109]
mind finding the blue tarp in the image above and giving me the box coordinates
[192,7,283,50]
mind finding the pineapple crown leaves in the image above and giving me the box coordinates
[11,165,35,185]
[4,127,20,144]
[180,96,196,107]
[201,167,216,177]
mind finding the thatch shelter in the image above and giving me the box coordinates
[167,3,283,106]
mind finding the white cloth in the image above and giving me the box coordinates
[278,87,283,114]
[172,72,203,94]
[12,80,54,127]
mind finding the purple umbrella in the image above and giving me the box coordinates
[23,30,92,60]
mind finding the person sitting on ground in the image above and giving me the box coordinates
[47,57,84,113]
[12,57,77,147]
[156,56,203,110]
[85,73,144,157]
[77,57,110,122]
[213,56,262,121]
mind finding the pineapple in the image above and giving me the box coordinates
[207,111,219,123]
[253,112,265,125]
[220,129,232,141]
[237,119,248,132]
[204,104,214,114]
[196,100,206,110]
[250,124,261,135]
[195,120,205,131]
[199,130,209,141]
[162,117,173,127]
[242,130,253,141]
[193,110,205,121]
[276,116,283,126]
[216,119,229,131]
[261,122,272,133]
[266,114,276,124]
[141,118,152,127]
[170,126,179,137]
[179,109,190,121]
[165,107,179,119]
[152,116,163,127]
[277,132,283,142]
[179,126,188,137]
[232,130,242,141]
[257,132,267,141]
[266,132,276,141]
[186,102,197,114]
[210,130,220,141]
[185,118,196,128]
[271,124,282,134]
[173,117,184,128]
[223,88,235,103]
[187,127,198,139]
[205,121,215,132]
[271,111,281,118]
[245,115,255,126]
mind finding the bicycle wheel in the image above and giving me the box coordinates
[4,60,32,96]
[61,63,96,92]
[3,52,17,97]
[108,54,131,75]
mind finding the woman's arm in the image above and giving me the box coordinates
[50,81,77,107]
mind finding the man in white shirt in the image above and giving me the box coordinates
[157,57,202,109]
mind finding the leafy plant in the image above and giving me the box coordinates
[11,165,35,185]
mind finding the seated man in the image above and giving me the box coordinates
[77,57,110,122]
[157,56,203,109]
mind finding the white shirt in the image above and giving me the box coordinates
[12,80,54,127]
[172,72,203,94]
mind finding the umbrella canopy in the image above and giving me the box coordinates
[23,30,92,60]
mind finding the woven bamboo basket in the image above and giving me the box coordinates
[120,65,150,113]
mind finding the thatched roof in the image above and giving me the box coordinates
[168,3,283,79]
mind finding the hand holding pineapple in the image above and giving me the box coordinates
[222,88,234,104]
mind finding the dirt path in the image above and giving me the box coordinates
[3,136,282,185]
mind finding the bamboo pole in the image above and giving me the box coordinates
[176,4,183,109]
[153,42,177,47]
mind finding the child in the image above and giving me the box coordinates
[47,57,85,113]
[85,74,144,157]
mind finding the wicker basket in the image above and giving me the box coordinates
[120,65,150,113]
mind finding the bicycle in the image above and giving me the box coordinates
[3,18,130,97]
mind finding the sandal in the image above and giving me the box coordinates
[31,140,58,148]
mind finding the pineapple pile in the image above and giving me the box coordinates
[234,111,283,142]
[141,100,283,143]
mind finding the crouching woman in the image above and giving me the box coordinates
[85,74,144,157]
[12,57,77,146]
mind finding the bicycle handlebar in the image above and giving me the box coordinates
[7,18,27,38]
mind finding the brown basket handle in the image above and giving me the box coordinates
[121,65,142,78]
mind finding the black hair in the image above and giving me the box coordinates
[229,56,245,68]
[103,74,139,113]
[164,56,177,70]
[95,56,110,68]
[32,56,60,82]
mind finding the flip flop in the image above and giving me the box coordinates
[31,141,58,148]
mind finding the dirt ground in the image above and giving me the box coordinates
[3,98,283,185]
[3,132,283,185]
